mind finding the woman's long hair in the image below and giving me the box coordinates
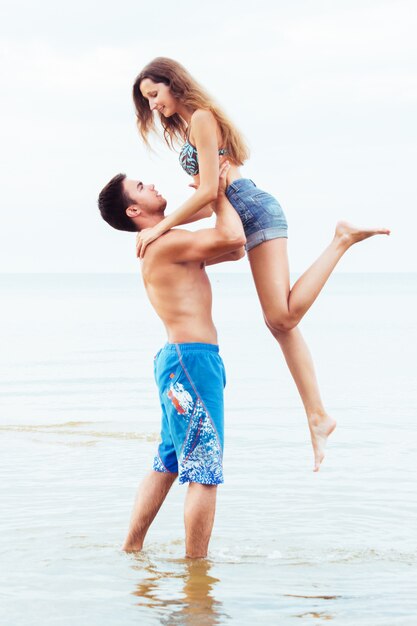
[132,57,249,165]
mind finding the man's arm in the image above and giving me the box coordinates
[205,246,245,266]
[156,212,244,264]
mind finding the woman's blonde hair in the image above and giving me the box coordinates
[132,57,249,165]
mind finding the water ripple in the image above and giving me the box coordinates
[0,422,159,442]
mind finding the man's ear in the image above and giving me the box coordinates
[126,204,141,218]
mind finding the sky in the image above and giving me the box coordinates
[1,0,416,273]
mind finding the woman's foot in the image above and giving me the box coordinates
[335,220,390,248]
[308,412,337,472]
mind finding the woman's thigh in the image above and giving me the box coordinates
[248,238,291,321]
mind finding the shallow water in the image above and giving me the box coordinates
[1,272,416,625]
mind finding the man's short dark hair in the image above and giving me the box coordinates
[98,173,138,232]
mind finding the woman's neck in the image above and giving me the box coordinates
[176,103,194,125]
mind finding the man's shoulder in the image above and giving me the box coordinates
[146,228,193,260]
[154,228,192,247]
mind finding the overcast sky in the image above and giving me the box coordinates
[1,0,415,273]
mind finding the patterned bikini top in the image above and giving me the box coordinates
[179,139,228,176]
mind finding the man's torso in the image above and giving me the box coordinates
[141,230,218,344]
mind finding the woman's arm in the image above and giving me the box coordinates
[136,110,221,258]
[176,179,214,224]
[177,204,214,224]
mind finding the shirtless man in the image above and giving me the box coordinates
[98,163,245,558]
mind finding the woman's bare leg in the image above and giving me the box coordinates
[248,238,333,469]
[247,222,388,469]
[249,222,390,331]
[268,323,336,471]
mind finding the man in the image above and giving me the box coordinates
[98,163,245,558]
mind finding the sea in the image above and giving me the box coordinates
[1,272,416,626]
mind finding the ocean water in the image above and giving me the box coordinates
[1,272,416,626]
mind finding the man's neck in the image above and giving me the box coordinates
[137,213,165,231]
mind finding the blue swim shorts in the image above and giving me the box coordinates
[152,342,226,485]
[226,178,288,252]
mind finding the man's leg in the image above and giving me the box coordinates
[123,470,177,552]
[184,483,217,558]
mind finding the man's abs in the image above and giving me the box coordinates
[143,261,218,344]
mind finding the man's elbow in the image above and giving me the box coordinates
[216,229,246,250]
[230,233,246,248]
[230,246,246,261]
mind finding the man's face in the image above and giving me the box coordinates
[123,179,167,214]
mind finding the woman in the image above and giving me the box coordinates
[132,57,389,471]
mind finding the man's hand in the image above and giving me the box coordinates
[218,161,230,196]
[136,227,160,259]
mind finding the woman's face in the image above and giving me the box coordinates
[139,78,178,117]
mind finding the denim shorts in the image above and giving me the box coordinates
[153,342,225,485]
[225,178,288,251]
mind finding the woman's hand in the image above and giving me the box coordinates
[135,227,160,259]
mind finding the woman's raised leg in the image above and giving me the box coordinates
[249,221,389,331]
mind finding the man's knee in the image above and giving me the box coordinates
[187,482,217,501]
